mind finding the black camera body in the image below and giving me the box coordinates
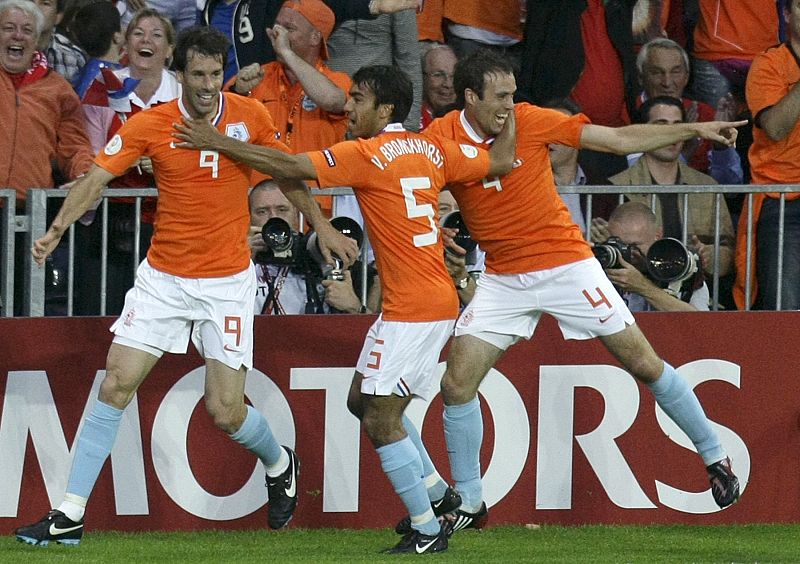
[592,236,637,269]
[595,236,702,301]
[441,210,478,264]
[258,216,363,281]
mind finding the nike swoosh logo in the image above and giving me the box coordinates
[415,537,439,554]
[49,523,82,535]
[432,498,447,510]
[599,314,613,324]
[223,344,238,352]
[284,458,297,498]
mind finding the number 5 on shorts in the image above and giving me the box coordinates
[366,339,384,370]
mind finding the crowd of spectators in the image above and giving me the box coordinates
[2,0,797,314]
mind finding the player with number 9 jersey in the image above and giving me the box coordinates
[95,93,287,278]
[306,124,491,322]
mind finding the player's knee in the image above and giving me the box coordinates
[98,369,136,409]
[206,400,245,434]
[440,369,476,405]
[626,355,664,384]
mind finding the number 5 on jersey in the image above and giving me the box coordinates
[400,177,438,247]
[200,150,219,178]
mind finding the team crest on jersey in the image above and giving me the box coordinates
[301,95,318,111]
[104,134,123,156]
[459,144,479,159]
[225,122,250,142]
[322,149,336,167]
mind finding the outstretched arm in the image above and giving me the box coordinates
[487,108,516,177]
[32,164,116,266]
[579,119,748,155]
[173,118,317,180]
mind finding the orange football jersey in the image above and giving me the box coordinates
[95,94,286,278]
[425,103,594,274]
[306,124,491,322]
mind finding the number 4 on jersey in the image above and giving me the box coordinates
[482,176,503,192]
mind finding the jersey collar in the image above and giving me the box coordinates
[381,123,405,133]
[178,92,224,126]
[458,110,494,144]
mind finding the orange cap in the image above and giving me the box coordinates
[281,0,335,60]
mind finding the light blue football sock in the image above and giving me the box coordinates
[230,405,284,469]
[378,437,440,536]
[402,415,448,501]
[648,362,725,465]
[443,397,483,512]
[65,399,124,500]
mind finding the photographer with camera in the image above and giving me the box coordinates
[250,180,377,314]
[600,202,709,312]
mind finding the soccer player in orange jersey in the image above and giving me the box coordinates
[173,64,516,554]
[424,49,746,531]
[18,27,357,547]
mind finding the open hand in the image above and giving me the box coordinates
[172,118,224,150]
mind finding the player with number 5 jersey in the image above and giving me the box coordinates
[172,64,516,555]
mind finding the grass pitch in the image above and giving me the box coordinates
[2,524,800,563]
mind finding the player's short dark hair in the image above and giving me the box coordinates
[637,95,686,124]
[173,25,230,72]
[454,48,514,109]
[69,1,121,58]
[351,65,413,123]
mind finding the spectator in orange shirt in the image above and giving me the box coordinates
[227,0,351,215]
[0,0,94,315]
[735,0,800,310]
[226,0,350,154]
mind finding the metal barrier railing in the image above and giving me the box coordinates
[0,189,14,317]
[6,184,799,316]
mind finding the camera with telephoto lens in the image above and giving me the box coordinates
[592,236,638,269]
[441,210,478,264]
[259,216,363,281]
[645,237,699,285]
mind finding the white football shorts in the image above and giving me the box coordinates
[455,258,634,350]
[356,315,455,401]
[111,259,256,370]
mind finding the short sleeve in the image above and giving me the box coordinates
[746,50,793,121]
[433,136,491,185]
[517,103,590,148]
[306,140,365,188]
[93,113,148,176]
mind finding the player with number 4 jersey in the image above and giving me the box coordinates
[425,49,744,533]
